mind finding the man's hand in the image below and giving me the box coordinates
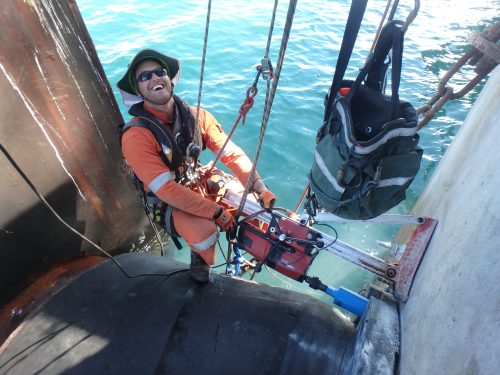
[213,207,236,233]
[258,190,276,210]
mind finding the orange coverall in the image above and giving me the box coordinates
[121,102,260,264]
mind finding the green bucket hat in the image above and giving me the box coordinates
[117,49,180,96]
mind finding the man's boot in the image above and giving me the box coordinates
[190,251,210,283]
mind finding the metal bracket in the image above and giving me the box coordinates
[392,218,438,302]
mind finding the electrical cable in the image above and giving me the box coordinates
[0,143,188,279]
[263,264,293,288]
[313,222,339,250]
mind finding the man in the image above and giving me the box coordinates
[117,49,276,283]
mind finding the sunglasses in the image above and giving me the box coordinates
[136,67,168,82]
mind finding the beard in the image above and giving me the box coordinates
[140,84,174,106]
[143,89,172,105]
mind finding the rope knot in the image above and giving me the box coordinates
[239,86,258,124]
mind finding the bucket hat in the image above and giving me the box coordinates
[117,49,180,106]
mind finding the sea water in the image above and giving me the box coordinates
[77,0,499,302]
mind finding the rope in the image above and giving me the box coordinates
[264,0,279,58]
[208,1,279,179]
[293,182,310,214]
[235,0,298,222]
[206,78,259,177]
[387,0,400,21]
[368,0,393,54]
[194,0,212,151]
[369,0,420,57]
[225,0,297,274]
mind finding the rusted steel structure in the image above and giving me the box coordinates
[0,0,146,308]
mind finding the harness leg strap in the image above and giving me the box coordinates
[163,204,183,250]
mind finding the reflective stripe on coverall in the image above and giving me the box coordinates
[121,102,260,265]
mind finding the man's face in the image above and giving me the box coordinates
[135,60,172,105]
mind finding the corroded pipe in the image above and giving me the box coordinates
[0,0,147,307]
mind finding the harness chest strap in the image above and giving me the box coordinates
[124,97,203,175]
[120,98,209,246]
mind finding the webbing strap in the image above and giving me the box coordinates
[390,23,403,118]
[368,20,405,118]
[324,0,368,121]
[164,204,183,250]
[127,103,180,171]
[347,20,405,119]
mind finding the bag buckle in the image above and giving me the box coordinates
[337,163,362,189]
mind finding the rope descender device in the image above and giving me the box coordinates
[260,56,274,81]
[238,56,274,124]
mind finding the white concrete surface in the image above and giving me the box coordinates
[399,66,500,374]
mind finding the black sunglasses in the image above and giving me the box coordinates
[136,67,168,82]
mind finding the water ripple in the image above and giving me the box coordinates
[77,0,498,292]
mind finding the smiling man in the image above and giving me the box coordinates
[117,49,275,283]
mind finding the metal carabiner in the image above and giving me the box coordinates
[401,0,420,33]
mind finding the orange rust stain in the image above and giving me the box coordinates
[0,255,104,348]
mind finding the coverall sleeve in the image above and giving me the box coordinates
[198,108,261,186]
[121,126,219,219]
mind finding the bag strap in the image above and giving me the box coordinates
[365,20,404,93]
[324,0,368,121]
[347,20,405,119]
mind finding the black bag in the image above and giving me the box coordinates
[309,20,422,220]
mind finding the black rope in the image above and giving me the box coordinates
[312,222,339,249]
[0,142,188,279]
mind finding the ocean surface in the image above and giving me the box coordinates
[78,0,498,302]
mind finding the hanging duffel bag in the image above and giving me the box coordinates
[309,20,423,220]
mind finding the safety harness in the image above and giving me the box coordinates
[120,95,204,249]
